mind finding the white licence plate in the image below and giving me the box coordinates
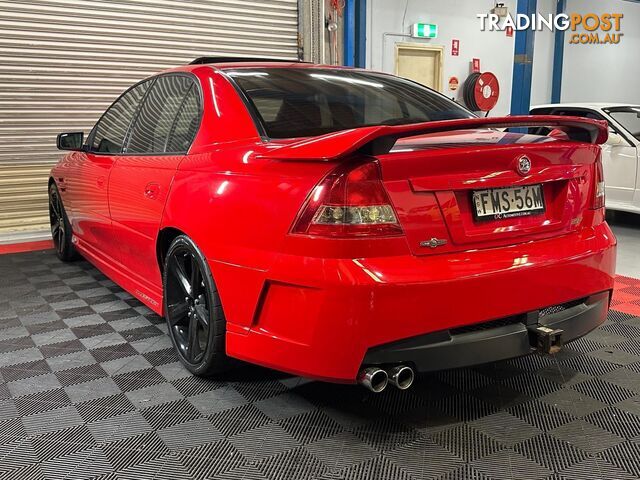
[472,184,545,220]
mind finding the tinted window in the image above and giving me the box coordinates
[529,108,604,138]
[606,108,640,141]
[166,86,200,152]
[91,81,150,153]
[126,75,195,154]
[229,68,473,138]
[558,110,605,141]
[553,109,603,120]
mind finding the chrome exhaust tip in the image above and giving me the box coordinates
[357,367,388,393]
[387,365,415,390]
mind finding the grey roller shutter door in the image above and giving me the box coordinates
[0,0,299,233]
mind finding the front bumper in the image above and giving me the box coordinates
[225,222,616,382]
[363,291,610,372]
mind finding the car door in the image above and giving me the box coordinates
[601,134,638,205]
[108,74,202,292]
[70,80,151,259]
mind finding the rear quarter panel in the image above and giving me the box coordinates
[159,65,342,329]
[161,145,334,330]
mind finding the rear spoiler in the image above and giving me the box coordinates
[257,115,608,161]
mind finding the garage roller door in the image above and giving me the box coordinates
[0,0,299,234]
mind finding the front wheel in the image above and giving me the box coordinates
[163,235,230,376]
[48,182,78,262]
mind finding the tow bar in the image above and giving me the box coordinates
[528,325,564,354]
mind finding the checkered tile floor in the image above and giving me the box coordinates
[2,251,640,479]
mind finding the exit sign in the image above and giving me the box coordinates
[411,23,438,39]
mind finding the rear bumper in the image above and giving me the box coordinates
[225,222,616,382]
[363,291,610,372]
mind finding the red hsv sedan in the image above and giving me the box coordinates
[51,58,616,392]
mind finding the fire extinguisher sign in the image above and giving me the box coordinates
[451,39,460,56]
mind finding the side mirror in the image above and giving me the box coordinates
[606,130,625,146]
[57,132,84,151]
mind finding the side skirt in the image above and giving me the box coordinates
[74,236,164,316]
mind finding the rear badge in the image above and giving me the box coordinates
[420,238,447,249]
[516,155,532,176]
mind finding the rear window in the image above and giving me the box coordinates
[529,107,604,140]
[228,68,473,138]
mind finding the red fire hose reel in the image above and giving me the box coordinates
[463,72,500,112]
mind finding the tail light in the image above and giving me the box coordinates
[592,156,605,210]
[292,159,403,237]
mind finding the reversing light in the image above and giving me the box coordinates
[292,160,403,238]
[312,205,398,225]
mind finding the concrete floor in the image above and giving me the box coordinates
[609,211,640,278]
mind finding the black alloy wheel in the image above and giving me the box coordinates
[48,182,77,261]
[163,235,229,375]
[166,249,209,363]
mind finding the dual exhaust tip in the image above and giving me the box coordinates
[357,365,415,393]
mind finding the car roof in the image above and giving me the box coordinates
[161,60,362,78]
[209,62,358,71]
[187,56,355,70]
[190,56,304,65]
[156,60,367,84]
[212,62,330,69]
[532,102,640,111]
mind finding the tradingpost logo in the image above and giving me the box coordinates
[478,12,624,45]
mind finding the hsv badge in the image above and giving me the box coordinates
[517,155,532,176]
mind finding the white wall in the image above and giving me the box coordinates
[366,0,517,116]
[530,0,555,107]
[366,0,639,113]
[561,0,640,104]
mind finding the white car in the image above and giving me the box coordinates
[531,103,640,214]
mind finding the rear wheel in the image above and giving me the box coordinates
[48,182,77,262]
[163,235,230,376]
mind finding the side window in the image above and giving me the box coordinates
[166,86,201,153]
[90,81,150,154]
[126,75,196,154]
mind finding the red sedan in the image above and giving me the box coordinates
[50,58,616,392]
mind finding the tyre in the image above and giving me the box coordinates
[48,182,78,262]
[163,235,230,376]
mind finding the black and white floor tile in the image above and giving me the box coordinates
[1,250,640,479]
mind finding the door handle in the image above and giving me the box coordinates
[96,176,106,189]
[144,182,160,199]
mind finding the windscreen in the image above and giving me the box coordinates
[228,68,474,138]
